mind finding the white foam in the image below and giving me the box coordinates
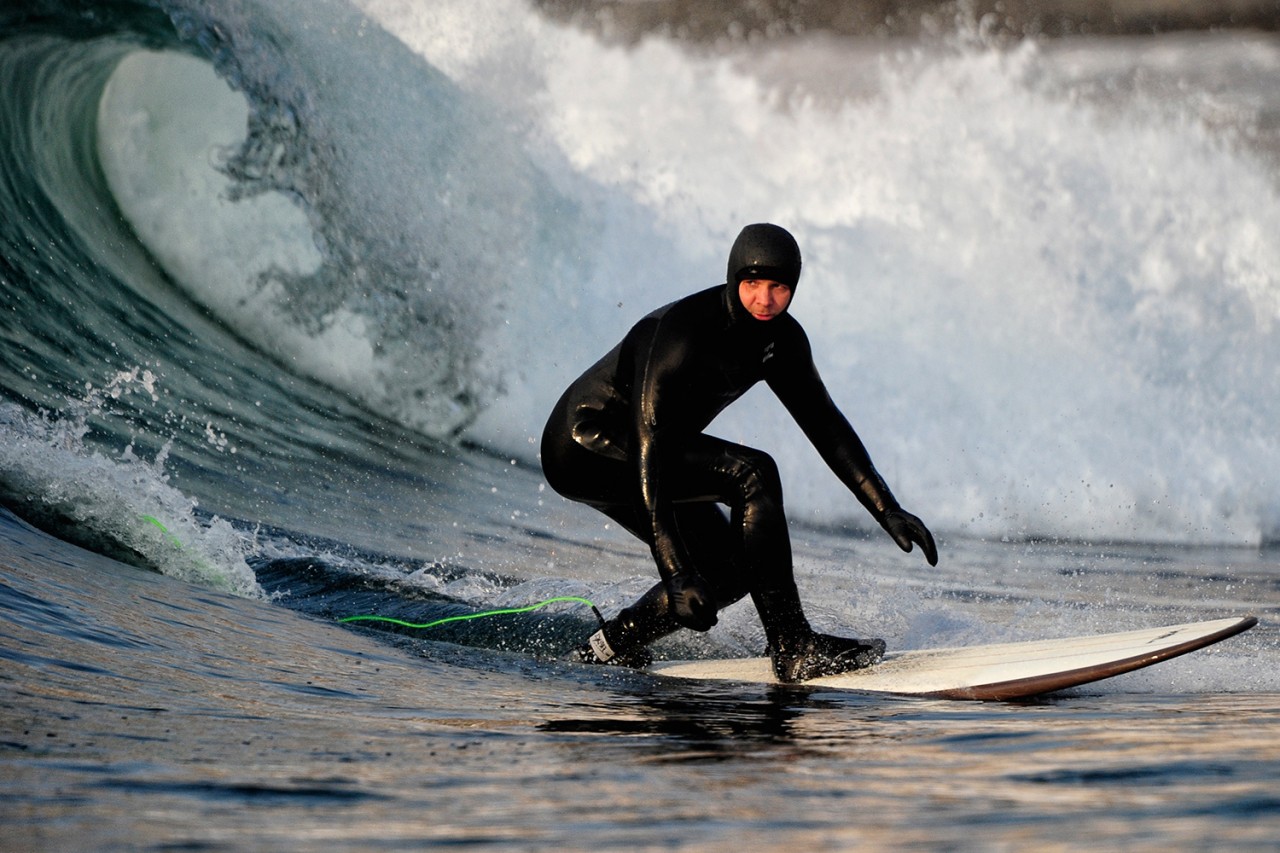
[115,0,1280,545]
[95,52,396,406]
[0,381,262,598]
[363,7,1280,545]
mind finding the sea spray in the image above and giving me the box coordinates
[356,3,1280,545]
[0,372,261,597]
[7,0,1276,546]
[105,0,576,439]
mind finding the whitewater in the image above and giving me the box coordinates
[2,0,1279,849]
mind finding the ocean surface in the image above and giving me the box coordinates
[3,0,1279,849]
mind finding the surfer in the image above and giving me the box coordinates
[540,223,937,682]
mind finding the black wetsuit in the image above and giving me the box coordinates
[541,224,936,681]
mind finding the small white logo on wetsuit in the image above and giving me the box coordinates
[762,342,775,364]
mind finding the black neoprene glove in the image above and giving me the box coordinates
[666,573,718,631]
[881,509,939,566]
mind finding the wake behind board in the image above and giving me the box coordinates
[648,615,1257,701]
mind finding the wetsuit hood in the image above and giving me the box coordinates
[724,223,802,325]
[726,223,802,289]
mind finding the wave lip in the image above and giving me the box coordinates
[2,0,573,444]
[116,0,576,440]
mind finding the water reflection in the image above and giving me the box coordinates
[540,678,889,763]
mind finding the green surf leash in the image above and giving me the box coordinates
[141,514,184,548]
[338,596,605,631]
[140,514,604,632]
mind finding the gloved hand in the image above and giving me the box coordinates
[881,509,939,566]
[666,572,718,631]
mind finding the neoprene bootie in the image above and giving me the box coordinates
[752,580,885,683]
[575,582,677,669]
[576,622,654,668]
[768,633,886,683]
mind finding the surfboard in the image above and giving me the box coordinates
[647,615,1257,700]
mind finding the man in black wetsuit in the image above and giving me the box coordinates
[541,223,937,683]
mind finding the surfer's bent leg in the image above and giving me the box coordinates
[542,435,745,665]
[544,432,882,678]
[540,437,672,665]
[666,437,886,682]
[577,504,751,667]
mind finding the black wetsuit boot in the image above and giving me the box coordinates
[752,581,885,683]
[576,583,679,669]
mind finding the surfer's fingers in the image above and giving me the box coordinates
[920,527,939,566]
[907,523,938,566]
[885,510,939,566]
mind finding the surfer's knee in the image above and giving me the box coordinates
[721,446,783,506]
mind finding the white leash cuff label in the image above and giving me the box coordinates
[588,629,616,662]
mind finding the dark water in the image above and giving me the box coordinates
[5,508,1279,850]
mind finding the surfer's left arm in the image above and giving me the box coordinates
[767,325,938,566]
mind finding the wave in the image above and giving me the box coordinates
[1,0,1278,557]
[357,1,1280,546]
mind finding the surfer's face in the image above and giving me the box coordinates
[738,279,792,321]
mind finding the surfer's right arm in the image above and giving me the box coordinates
[630,314,718,632]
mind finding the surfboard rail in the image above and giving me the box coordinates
[648,615,1258,701]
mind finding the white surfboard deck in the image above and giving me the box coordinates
[648,615,1257,701]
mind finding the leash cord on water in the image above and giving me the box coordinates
[137,515,604,632]
[137,515,603,632]
[338,596,606,631]
[140,515,183,548]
